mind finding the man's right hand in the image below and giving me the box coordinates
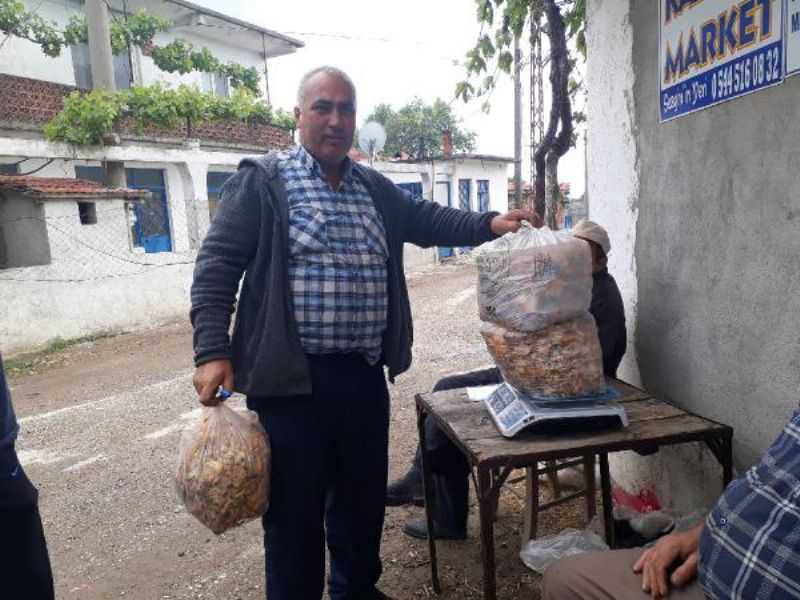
[193,359,234,406]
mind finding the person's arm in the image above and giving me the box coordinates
[0,353,19,470]
[399,190,535,247]
[632,522,704,599]
[190,168,262,405]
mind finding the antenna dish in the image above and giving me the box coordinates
[358,121,387,165]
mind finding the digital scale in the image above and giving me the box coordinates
[468,382,629,438]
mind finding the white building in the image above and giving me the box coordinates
[0,0,302,352]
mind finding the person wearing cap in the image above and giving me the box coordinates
[389,219,627,540]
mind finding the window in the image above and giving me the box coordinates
[207,171,233,220]
[71,43,92,89]
[78,202,97,225]
[0,164,18,175]
[70,43,133,90]
[203,72,230,98]
[458,179,472,211]
[477,180,490,212]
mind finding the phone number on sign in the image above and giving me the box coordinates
[711,47,781,101]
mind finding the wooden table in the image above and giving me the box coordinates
[415,379,733,600]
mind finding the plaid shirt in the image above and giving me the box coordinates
[277,146,388,364]
[698,409,800,599]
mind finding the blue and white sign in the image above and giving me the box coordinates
[786,0,800,75]
[660,0,784,121]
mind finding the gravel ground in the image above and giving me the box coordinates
[10,260,590,600]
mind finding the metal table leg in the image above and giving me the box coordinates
[416,404,440,594]
[705,432,734,488]
[583,454,597,521]
[521,465,540,543]
[477,465,497,600]
[599,452,615,548]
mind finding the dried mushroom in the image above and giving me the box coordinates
[176,404,271,534]
[481,314,605,398]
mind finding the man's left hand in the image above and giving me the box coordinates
[632,524,703,599]
[490,209,542,236]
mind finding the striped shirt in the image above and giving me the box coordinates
[276,146,388,364]
[698,408,800,599]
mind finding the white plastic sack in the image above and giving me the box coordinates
[475,224,593,332]
[519,528,609,574]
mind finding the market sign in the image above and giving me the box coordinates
[787,0,800,75]
[659,0,784,121]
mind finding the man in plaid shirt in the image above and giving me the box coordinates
[542,408,800,599]
[190,66,534,600]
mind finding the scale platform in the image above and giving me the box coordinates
[470,383,629,438]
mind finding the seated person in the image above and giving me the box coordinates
[388,219,628,539]
[542,407,800,600]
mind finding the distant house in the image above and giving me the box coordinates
[365,152,513,270]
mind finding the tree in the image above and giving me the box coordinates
[457,0,586,227]
[364,98,477,159]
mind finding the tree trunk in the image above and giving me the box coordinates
[545,152,560,229]
[533,0,573,222]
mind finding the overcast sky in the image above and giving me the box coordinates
[195,0,585,196]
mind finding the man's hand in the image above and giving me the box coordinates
[193,359,234,406]
[490,209,543,236]
[633,523,704,599]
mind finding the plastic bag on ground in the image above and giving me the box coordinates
[519,528,609,574]
[176,402,271,534]
[475,224,593,332]
[480,314,605,398]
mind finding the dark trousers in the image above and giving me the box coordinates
[412,367,501,527]
[0,460,55,600]
[248,354,390,600]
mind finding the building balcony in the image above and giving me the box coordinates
[0,73,293,152]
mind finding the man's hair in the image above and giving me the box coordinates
[296,66,357,109]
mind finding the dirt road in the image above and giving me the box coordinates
[10,261,585,600]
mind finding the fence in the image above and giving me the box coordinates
[0,196,197,352]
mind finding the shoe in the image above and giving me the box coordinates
[402,517,467,540]
[386,468,424,506]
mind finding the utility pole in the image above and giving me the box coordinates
[513,34,522,210]
[86,0,126,188]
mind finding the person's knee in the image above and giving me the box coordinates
[541,556,584,600]
[432,374,463,392]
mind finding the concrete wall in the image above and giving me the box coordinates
[588,0,800,512]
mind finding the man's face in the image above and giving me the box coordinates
[295,73,356,169]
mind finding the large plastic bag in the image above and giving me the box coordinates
[480,314,605,398]
[519,528,609,574]
[176,403,271,534]
[475,224,593,332]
